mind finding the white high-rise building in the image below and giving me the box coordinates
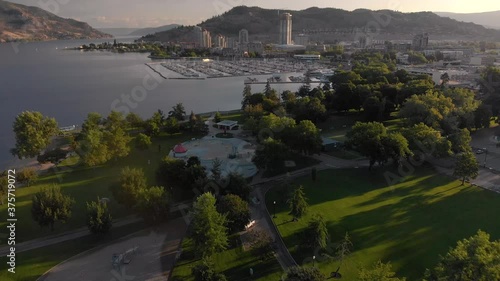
[202,29,212,48]
[214,34,227,48]
[279,13,292,45]
[239,29,249,44]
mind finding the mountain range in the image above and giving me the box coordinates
[141,6,500,43]
[0,0,110,43]
[98,24,180,37]
[435,11,500,30]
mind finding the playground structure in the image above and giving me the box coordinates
[112,246,139,270]
[169,136,259,178]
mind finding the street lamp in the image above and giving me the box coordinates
[313,255,316,267]
[273,201,277,218]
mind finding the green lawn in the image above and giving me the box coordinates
[0,132,202,242]
[170,237,283,281]
[266,167,500,280]
[0,221,147,281]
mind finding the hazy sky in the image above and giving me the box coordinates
[8,0,500,28]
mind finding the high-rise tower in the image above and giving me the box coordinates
[279,13,292,45]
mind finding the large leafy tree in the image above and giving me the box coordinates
[402,123,452,158]
[135,133,152,150]
[169,103,186,121]
[223,173,251,201]
[359,261,406,281]
[424,230,500,281]
[125,112,144,128]
[111,167,148,206]
[134,186,170,225]
[191,193,228,258]
[450,128,472,154]
[291,120,323,155]
[31,185,74,231]
[398,91,455,129]
[217,194,251,233]
[81,112,102,133]
[289,186,308,220]
[346,122,387,169]
[86,200,112,235]
[453,152,479,185]
[381,132,412,166]
[11,111,58,159]
[78,128,110,166]
[253,138,291,174]
[284,266,326,281]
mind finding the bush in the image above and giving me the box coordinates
[37,148,68,164]
[135,133,152,150]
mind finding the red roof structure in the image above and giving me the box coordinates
[173,143,188,153]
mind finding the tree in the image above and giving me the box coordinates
[144,115,162,137]
[189,111,198,130]
[289,186,308,220]
[399,91,455,129]
[450,128,472,154]
[105,111,126,131]
[303,214,329,250]
[86,199,112,235]
[381,133,413,166]
[242,84,252,109]
[0,172,7,205]
[135,186,170,225]
[424,230,500,281]
[111,167,147,206]
[17,168,38,186]
[31,185,74,231]
[253,138,291,175]
[334,232,353,275]
[81,112,102,134]
[11,111,58,159]
[402,123,452,158]
[440,72,450,87]
[169,103,186,121]
[346,122,387,169]
[135,133,152,150]
[221,173,251,201]
[156,156,186,191]
[210,158,222,182]
[192,257,228,281]
[191,193,228,257]
[78,128,110,166]
[359,261,407,281]
[217,194,251,233]
[453,152,479,185]
[104,126,131,160]
[284,266,326,281]
[291,120,323,155]
[214,111,222,123]
[164,117,180,134]
[125,112,144,128]
[474,104,492,129]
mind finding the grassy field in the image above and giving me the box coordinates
[170,237,283,281]
[266,167,500,280]
[0,221,147,281]
[0,132,202,242]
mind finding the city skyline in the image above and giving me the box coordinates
[5,0,500,28]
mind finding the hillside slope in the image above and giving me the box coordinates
[0,0,111,42]
[142,6,500,43]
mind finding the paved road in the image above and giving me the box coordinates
[0,215,142,256]
[38,217,188,281]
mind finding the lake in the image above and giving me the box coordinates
[0,38,302,170]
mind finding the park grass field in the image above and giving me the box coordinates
[266,167,500,280]
[0,132,202,242]
[0,221,146,281]
[170,237,283,281]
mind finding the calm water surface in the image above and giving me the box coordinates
[0,38,301,169]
